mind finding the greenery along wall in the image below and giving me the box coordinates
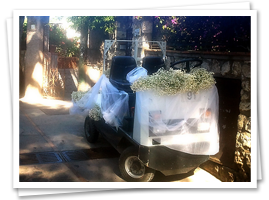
[151,16,250,52]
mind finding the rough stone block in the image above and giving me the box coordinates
[241,90,250,101]
[245,117,251,133]
[235,150,243,165]
[239,102,251,112]
[211,59,221,74]
[236,132,251,151]
[232,61,242,77]
[242,63,251,78]
[201,59,211,71]
[245,150,251,165]
[221,61,230,75]
[242,80,251,92]
[241,132,251,149]
[238,114,247,132]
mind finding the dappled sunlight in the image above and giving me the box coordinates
[86,66,101,83]
[76,159,124,182]
[46,133,92,151]
[20,97,73,109]
[26,25,44,46]
[19,135,54,154]
[77,81,91,92]
[177,168,221,182]
[32,61,43,87]
[23,84,43,101]
[44,130,111,151]
[140,37,150,60]
[19,163,81,182]
[20,97,72,109]
[152,167,220,182]
[26,30,34,44]
[38,50,44,61]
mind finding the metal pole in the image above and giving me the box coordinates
[134,39,138,64]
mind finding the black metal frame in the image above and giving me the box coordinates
[170,58,203,72]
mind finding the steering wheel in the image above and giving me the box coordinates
[170,58,203,73]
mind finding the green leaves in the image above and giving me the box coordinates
[153,16,250,52]
[49,24,79,57]
[67,16,115,34]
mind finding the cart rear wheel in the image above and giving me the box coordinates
[84,116,99,143]
[119,146,155,182]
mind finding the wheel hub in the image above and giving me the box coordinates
[125,156,145,178]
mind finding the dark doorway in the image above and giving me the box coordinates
[212,77,241,170]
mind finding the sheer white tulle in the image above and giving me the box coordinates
[69,74,129,128]
[133,86,219,155]
[70,67,219,155]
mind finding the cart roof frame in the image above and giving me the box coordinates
[103,39,166,71]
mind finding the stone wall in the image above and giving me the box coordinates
[145,49,251,181]
[24,16,49,99]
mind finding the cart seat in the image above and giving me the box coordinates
[142,56,165,75]
[109,56,137,92]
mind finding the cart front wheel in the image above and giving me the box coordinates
[119,146,155,182]
[84,116,99,143]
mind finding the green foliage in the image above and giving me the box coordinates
[66,16,116,85]
[49,24,79,57]
[67,16,115,34]
[151,16,250,52]
[20,22,27,49]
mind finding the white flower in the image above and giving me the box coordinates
[89,104,102,121]
[131,67,215,96]
[71,89,90,102]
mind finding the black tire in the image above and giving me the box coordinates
[119,146,155,182]
[84,116,99,143]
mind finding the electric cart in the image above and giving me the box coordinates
[83,53,219,182]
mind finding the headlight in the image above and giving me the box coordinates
[149,110,166,135]
[152,126,166,134]
[198,108,211,132]
[197,122,210,132]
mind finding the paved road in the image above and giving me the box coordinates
[19,98,221,183]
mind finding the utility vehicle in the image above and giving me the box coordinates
[84,55,219,182]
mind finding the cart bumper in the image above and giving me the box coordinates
[138,145,209,176]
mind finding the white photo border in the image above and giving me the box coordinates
[13,9,257,189]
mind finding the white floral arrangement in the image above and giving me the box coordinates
[131,68,215,95]
[71,90,90,102]
[89,104,102,121]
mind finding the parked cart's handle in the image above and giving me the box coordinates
[170,58,203,73]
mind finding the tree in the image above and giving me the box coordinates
[49,24,79,57]
[67,16,115,89]
[152,16,250,52]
